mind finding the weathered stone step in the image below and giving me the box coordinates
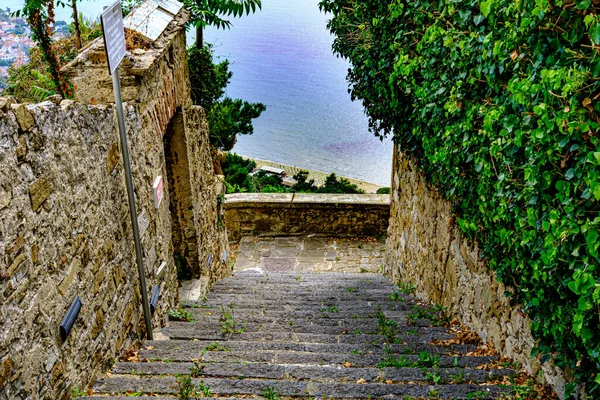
[112,361,515,383]
[139,340,476,359]
[187,310,410,325]
[213,274,398,290]
[93,376,511,399]
[141,347,498,368]
[189,298,417,311]
[210,285,397,295]
[225,271,390,282]
[165,321,447,336]
[162,329,455,344]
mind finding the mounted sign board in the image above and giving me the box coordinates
[153,176,164,208]
[100,1,126,75]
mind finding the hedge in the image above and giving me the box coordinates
[319,0,600,396]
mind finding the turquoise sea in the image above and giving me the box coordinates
[5,0,393,186]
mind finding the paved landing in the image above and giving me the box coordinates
[233,236,386,274]
[90,267,520,399]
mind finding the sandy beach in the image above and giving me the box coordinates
[246,157,385,194]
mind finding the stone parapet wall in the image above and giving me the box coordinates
[224,193,390,243]
[384,145,565,396]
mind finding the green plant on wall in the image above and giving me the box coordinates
[320,0,600,396]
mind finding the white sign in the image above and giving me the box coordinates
[101,1,126,75]
[153,176,164,208]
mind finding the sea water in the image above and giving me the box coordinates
[5,0,393,186]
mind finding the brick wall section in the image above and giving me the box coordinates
[224,193,390,243]
[384,144,566,396]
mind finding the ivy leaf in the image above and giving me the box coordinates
[590,22,600,44]
[480,0,492,17]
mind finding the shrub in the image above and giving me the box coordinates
[321,0,600,395]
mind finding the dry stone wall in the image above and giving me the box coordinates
[224,193,390,243]
[384,144,566,396]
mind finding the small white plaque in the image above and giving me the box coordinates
[156,261,167,279]
[153,176,164,208]
[100,1,126,75]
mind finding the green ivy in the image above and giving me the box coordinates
[320,0,600,396]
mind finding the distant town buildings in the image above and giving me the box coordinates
[0,7,68,90]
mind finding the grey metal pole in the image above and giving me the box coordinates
[111,68,154,341]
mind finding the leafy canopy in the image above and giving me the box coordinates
[184,0,262,30]
[188,45,266,151]
[320,0,600,395]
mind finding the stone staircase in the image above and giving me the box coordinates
[90,271,518,399]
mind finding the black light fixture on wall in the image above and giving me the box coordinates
[150,285,160,315]
[60,296,82,341]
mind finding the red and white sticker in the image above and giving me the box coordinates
[153,176,164,208]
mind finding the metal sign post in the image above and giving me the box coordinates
[101,1,153,340]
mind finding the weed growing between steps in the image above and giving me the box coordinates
[176,375,212,399]
[169,308,194,322]
[219,303,246,334]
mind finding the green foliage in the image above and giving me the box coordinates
[222,153,256,192]
[222,152,367,194]
[188,45,231,109]
[184,0,262,31]
[292,170,365,194]
[5,11,101,103]
[321,0,600,394]
[188,45,266,151]
[376,187,390,194]
[176,375,211,399]
[168,308,194,322]
[208,98,267,151]
[5,59,57,103]
[219,303,245,334]
[263,386,280,400]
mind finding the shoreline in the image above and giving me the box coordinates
[243,156,385,194]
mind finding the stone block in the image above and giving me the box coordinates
[29,177,52,212]
[10,103,35,131]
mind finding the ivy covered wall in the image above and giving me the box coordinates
[320,0,600,396]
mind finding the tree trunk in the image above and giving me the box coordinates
[71,0,82,49]
[28,8,65,97]
[195,23,203,48]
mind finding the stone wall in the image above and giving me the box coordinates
[0,3,229,399]
[0,98,177,399]
[384,144,565,396]
[224,193,390,243]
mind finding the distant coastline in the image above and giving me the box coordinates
[243,156,385,194]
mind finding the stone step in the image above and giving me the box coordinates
[162,329,455,344]
[224,271,390,281]
[142,339,477,356]
[97,268,518,399]
[140,348,498,368]
[112,361,515,383]
[187,309,411,324]
[189,298,418,311]
[92,376,511,399]
[165,321,446,336]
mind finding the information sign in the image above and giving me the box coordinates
[100,1,126,75]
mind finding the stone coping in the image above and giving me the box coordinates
[224,193,390,208]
